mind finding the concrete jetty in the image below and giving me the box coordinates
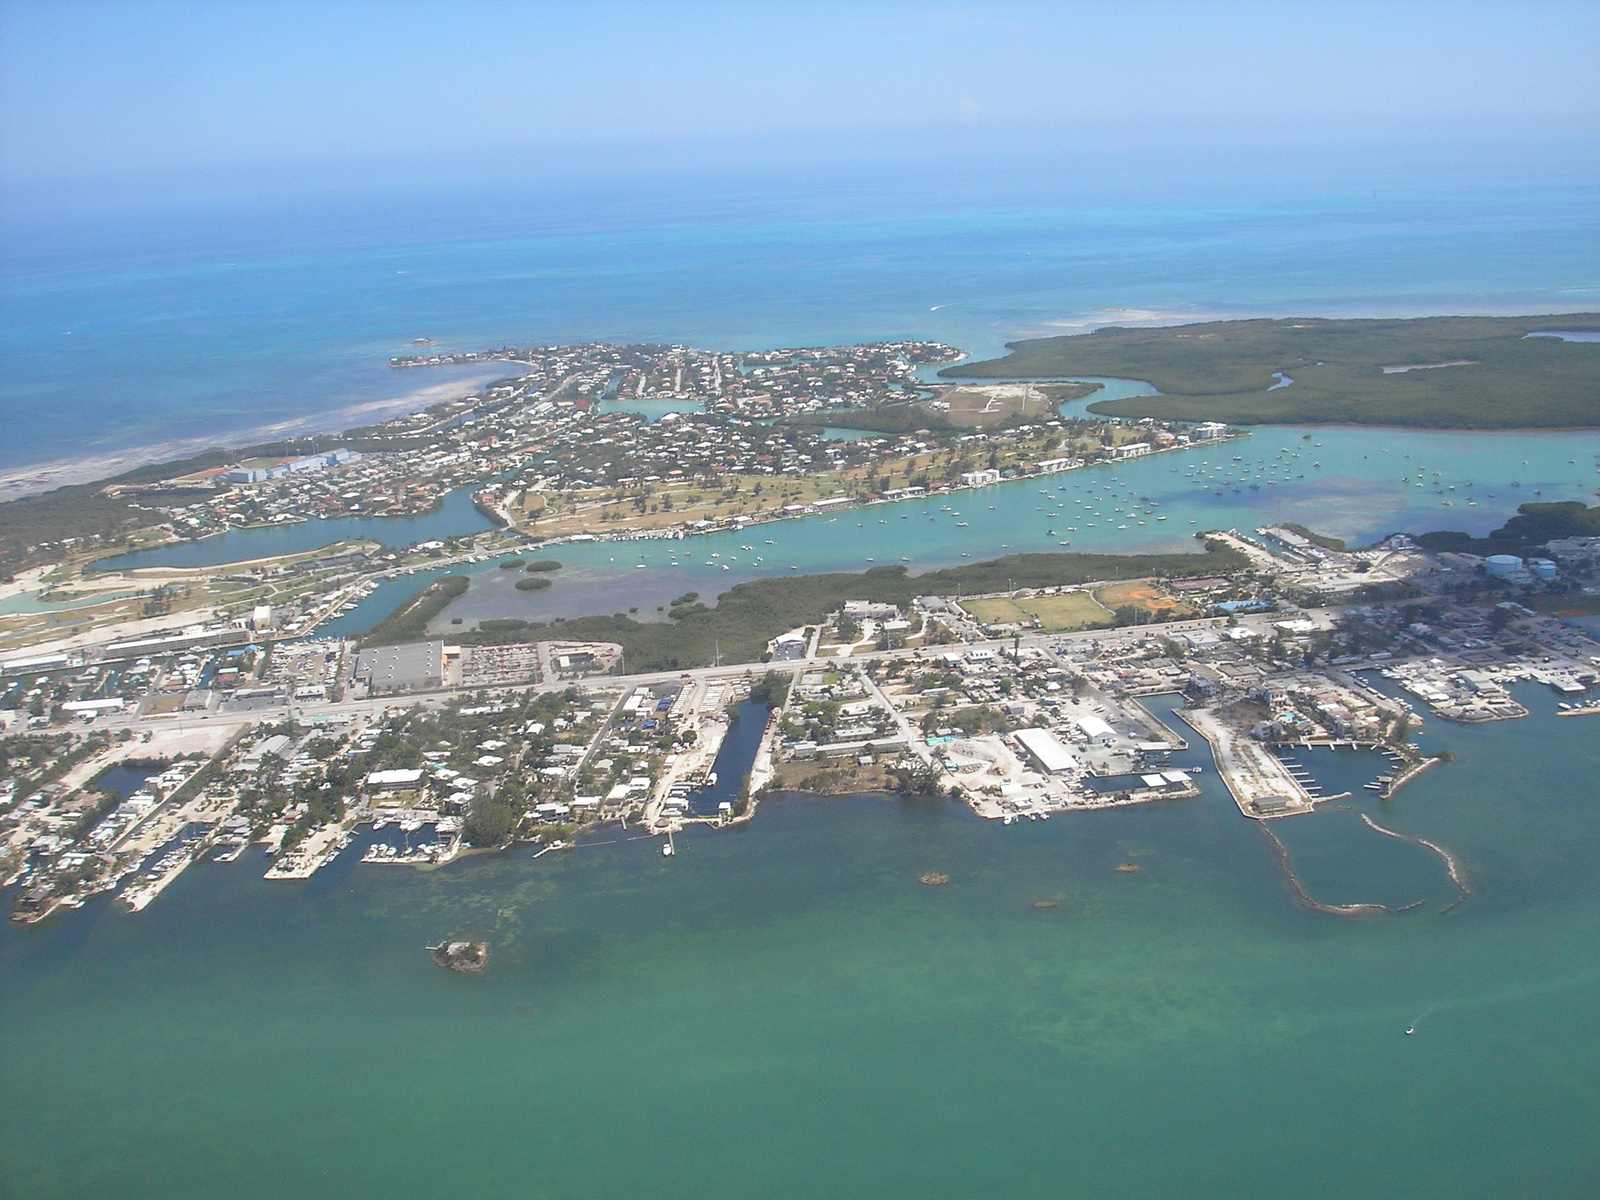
[1177,706,1315,819]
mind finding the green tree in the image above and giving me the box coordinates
[464,795,516,847]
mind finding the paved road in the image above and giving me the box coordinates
[89,613,1268,741]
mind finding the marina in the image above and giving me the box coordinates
[443,420,1600,632]
[2,9,1597,1188]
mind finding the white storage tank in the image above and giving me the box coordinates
[1485,554,1524,579]
[1528,557,1558,581]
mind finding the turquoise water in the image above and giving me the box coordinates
[311,562,491,642]
[90,383,1600,591]
[79,396,1600,635]
[1269,745,1461,909]
[0,589,137,615]
[94,485,495,573]
[443,414,1600,629]
[3,682,1597,1197]
[597,395,703,421]
[292,409,1600,635]
[3,183,1596,471]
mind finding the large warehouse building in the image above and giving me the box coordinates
[1012,727,1081,775]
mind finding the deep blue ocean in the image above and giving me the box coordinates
[2,176,1596,474]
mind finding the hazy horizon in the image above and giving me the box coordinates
[3,1,1597,229]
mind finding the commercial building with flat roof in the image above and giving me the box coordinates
[1013,727,1080,775]
[354,641,444,694]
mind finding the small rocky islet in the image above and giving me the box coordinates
[429,939,489,973]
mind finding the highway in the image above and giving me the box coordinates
[84,610,1294,742]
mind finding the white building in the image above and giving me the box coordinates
[1106,442,1152,461]
[1013,727,1080,775]
[842,600,899,621]
[1075,714,1116,745]
[769,630,809,661]
[366,768,425,791]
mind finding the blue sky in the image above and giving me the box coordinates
[1,1,1597,207]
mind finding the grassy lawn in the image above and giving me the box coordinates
[940,315,1600,429]
[1529,594,1600,617]
[963,590,1113,630]
[962,597,1030,625]
[782,382,1099,435]
[940,384,1075,428]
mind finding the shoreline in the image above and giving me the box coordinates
[8,310,1598,507]
[0,372,503,503]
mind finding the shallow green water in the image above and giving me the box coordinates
[445,402,1600,629]
[4,683,1598,1198]
[83,369,1600,636]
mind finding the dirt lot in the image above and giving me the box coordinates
[1093,579,1195,618]
[939,384,1061,428]
[770,758,894,795]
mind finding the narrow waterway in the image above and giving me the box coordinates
[90,763,158,798]
[93,485,495,572]
[688,700,772,816]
